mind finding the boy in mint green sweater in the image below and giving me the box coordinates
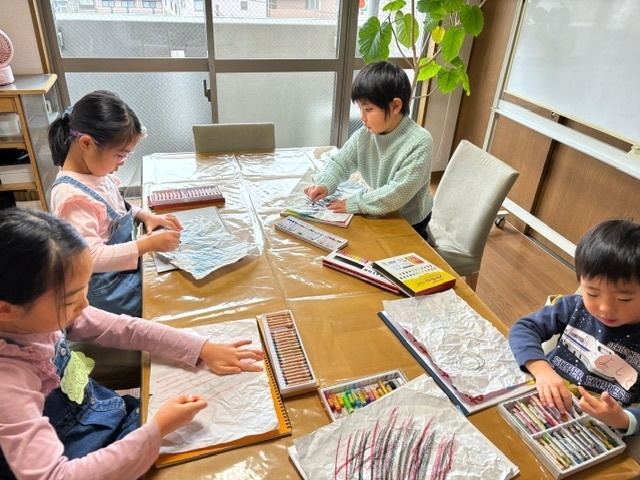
[305,61,433,240]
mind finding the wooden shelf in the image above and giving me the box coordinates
[0,137,27,149]
[0,182,37,192]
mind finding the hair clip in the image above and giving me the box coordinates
[140,124,148,138]
[63,105,74,118]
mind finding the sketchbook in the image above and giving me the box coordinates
[148,320,292,468]
[378,311,534,415]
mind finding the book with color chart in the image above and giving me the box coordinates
[322,250,402,294]
[147,184,224,212]
[372,253,456,297]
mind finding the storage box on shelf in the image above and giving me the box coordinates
[0,74,59,211]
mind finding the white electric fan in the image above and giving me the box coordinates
[0,30,15,86]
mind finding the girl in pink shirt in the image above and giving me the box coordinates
[0,208,264,479]
[49,90,180,317]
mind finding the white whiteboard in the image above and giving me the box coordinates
[505,0,640,145]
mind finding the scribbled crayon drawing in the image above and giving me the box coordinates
[333,408,456,480]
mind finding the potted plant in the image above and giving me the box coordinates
[358,0,485,98]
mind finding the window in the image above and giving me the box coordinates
[142,1,156,7]
[121,0,135,6]
[240,0,247,10]
[268,0,277,9]
[194,0,203,11]
[102,0,115,6]
[306,0,320,11]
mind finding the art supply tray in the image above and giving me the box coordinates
[274,216,348,252]
[497,392,625,478]
[319,369,408,421]
[258,310,317,398]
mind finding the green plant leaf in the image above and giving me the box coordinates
[460,5,484,36]
[442,0,464,12]
[437,67,462,93]
[358,17,393,63]
[422,13,440,34]
[432,25,445,43]
[417,0,446,20]
[418,58,441,80]
[461,68,471,95]
[441,26,465,63]
[394,12,420,49]
[450,56,465,69]
[382,0,406,12]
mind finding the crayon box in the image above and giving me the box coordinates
[318,369,408,422]
[497,392,625,478]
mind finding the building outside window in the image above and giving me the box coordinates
[306,0,320,11]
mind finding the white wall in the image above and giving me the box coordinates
[0,0,43,75]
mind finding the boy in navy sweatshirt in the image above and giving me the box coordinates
[510,219,640,438]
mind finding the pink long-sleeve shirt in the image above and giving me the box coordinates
[50,171,142,273]
[0,306,207,480]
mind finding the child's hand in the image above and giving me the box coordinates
[143,212,183,232]
[577,386,629,431]
[144,229,181,252]
[200,340,264,375]
[526,359,574,414]
[327,199,347,213]
[153,394,207,437]
[304,185,328,203]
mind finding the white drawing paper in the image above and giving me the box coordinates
[383,290,531,397]
[148,319,278,454]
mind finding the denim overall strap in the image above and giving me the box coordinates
[53,176,142,317]
[0,334,140,479]
[53,176,121,225]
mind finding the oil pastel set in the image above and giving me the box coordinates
[318,369,408,421]
[274,216,348,252]
[258,310,317,398]
[498,392,625,478]
[147,184,224,212]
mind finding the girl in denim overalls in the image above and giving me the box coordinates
[0,209,264,479]
[49,90,183,317]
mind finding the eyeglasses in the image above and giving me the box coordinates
[70,129,135,162]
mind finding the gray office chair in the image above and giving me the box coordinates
[192,122,276,153]
[428,140,519,290]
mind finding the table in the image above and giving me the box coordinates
[140,148,640,479]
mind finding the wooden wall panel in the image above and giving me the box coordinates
[531,142,640,258]
[452,0,518,149]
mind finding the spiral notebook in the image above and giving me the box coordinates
[154,330,292,468]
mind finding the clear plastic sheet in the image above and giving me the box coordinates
[140,149,640,480]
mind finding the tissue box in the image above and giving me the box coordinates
[0,114,21,138]
[0,164,34,184]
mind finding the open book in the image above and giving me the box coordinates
[372,252,456,297]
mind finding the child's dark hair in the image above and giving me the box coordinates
[575,219,640,284]
[48,90,142,167]
[351,61,411,117]
[0,209,88,309]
